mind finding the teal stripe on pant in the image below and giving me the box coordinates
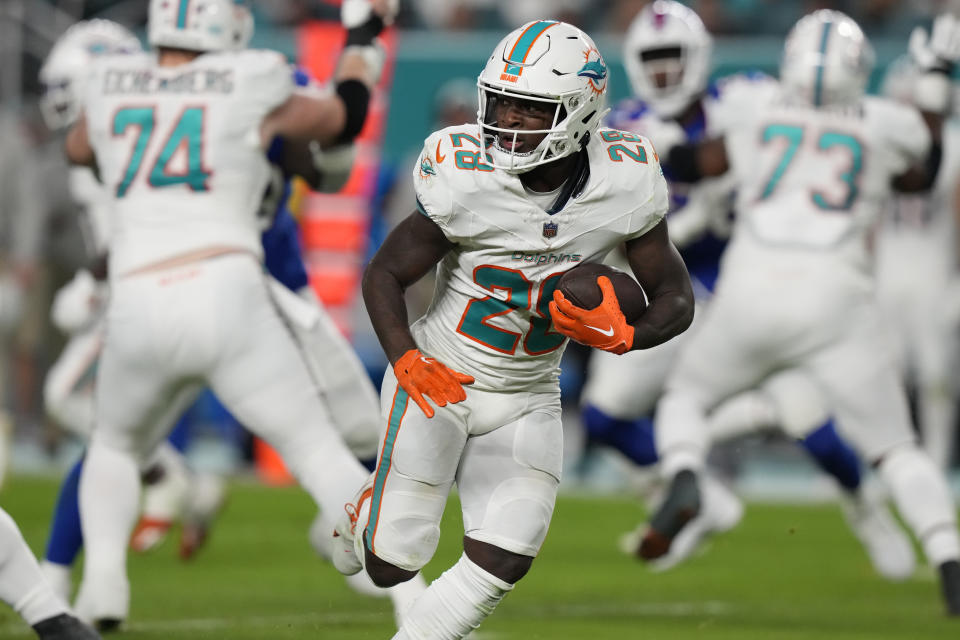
[364,386,409,551]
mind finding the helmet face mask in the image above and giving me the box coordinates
[39,19,142,130]
[780,9,874,108]
[149,0,251,53]
[477,20,609,174]
[623,0,712,119]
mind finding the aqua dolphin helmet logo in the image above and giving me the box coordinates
[578,47,608,95]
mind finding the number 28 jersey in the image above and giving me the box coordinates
[82,50,293,276]
[411,124,669,393]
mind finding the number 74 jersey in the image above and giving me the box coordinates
[82,50,293,275]
[410,124,669,393]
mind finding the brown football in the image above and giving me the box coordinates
[556,262,647,322]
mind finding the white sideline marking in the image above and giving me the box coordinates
[0,601,730,636]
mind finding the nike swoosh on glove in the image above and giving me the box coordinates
[393,349,475,418]
[549,276,634,354]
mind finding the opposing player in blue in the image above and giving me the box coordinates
[579,0,915,577]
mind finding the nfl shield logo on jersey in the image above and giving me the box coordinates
[542,222,558,238]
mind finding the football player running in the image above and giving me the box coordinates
[647,9,960,614]
[63,0,401,629]
[335,20,693,639]
[581,0,916,579]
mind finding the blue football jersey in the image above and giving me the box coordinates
[260,67,313,292]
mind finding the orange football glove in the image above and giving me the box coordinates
[393,349,475,418]
[549,276,635,354]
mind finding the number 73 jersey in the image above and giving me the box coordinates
[724,92,929,261]
[82,50,293,276]
[410,124,669,393]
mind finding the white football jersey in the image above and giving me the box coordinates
[411,124,668,392]
[82,49,293,275]
[724,90,929,273]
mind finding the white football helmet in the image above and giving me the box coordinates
[780,9,874,108]
[880,54,917,105]
[39,20,141,131]
[478,20,609,173]
[623,0,713,119]
[148,0,250,53]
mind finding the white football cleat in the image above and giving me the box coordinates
[840,483,916,581]
[332,480,374,577]
[179,473,227,560]
[622,471,743,572]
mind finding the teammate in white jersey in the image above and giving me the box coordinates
[646,10,960,614]
[583,0,915,579]
[62,0,400,629]
[332,20,693,639]
[36,18,208,597]
[875,54,960,471]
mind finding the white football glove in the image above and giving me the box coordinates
[342,0,398,29]
[51,269,107,335]
[909,13,960,71]
[908,14,960,114]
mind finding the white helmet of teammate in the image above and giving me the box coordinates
[39,20,141,131]
[149,0,250,53]
[780,9,875,108]
[478,20,609,173]
[623,0,713,119]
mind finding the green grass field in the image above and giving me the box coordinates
[1,475,957,639]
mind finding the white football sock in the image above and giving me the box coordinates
[707,390,777,443]
[655,390,708,478]
[0,508,68,626]
[389,572,428,629]
[879,445,960,566]
[38,560,72,602]
[75,440,140,621]
[392,554,513,640]
[918,383,956,471]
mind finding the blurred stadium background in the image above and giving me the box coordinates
[0,0,955,494]
[0,1,958,638]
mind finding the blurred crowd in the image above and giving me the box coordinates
[0,0,957,465]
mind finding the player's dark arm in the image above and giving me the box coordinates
[893,110,945,193]
[624,219,695,350]
[663,137,729,183]
[363,211,455,364]
[262,3,389,149]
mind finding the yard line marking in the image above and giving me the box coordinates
[0,601,731,636]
